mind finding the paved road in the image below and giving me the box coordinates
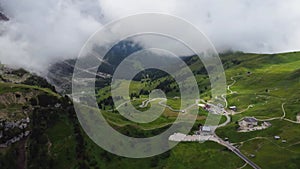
[139,98,182,112]
[227,75,241,94]
[232,104,254,115]
[221,94,228,108]
[210,135,261,169]
[218,113,231,127]
[139,98,199,113]
[231,147,261,169]
[110,95,262,169]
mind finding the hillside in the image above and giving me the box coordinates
[1,51,300,169]
[216,52,300,168]
[94,51,300,169]
[0,64,243,169]
[0,65,79,169]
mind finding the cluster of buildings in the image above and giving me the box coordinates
[273,135,287,143]
[238,117,271,132]
[199,103,225,115]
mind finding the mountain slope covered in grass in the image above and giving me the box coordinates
[1,51,300,169]
[216,52,300,168]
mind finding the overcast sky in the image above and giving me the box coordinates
[0,0,300,73]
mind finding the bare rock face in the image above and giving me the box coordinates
[0,11,9,21]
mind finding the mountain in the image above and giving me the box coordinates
[47,40,142,94]
[0,63,239,169]
[94,51,300,169]
[1,51,300,169]
[47,40,182,94]
[0,65,79,169]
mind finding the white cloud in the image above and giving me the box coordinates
[0,0,102,73]
[0,0,300,73]
[99,0,300,53]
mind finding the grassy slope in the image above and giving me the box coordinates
[216,52,300,169]
[51,51,300,169]
[2,51,300,169]
[84,139,245,169]
[0,82,60,97]
[0,83,73,168]
[45,115,77,169]
[0,79,234,169]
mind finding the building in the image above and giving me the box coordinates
[201,126,212,136]
[204,104,211,110]
[229,106,237,111]
[195,124,212,136]
[262,121,272,127]
[198,103,206,108]
[238,117,258,129]
[249,154,256,158]
[274,136,280,140]
[202,126,211,132]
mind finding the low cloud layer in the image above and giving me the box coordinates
[0,0,102,72]
[1,0,300,73]
[100,0,300,53]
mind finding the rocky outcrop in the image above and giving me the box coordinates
[0,117,31,148]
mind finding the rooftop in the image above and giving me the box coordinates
[243,117,257,123]
[274,136,281,139]
[202,126,211,132]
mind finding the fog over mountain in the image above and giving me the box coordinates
[0,0,300,73]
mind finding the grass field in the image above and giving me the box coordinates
[83,130,246,169]
[215,52,300,168]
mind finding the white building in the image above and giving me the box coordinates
[200,126,212,136]
[274,136,280,140]
[202,126,211,132]
[229,106,237,111]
